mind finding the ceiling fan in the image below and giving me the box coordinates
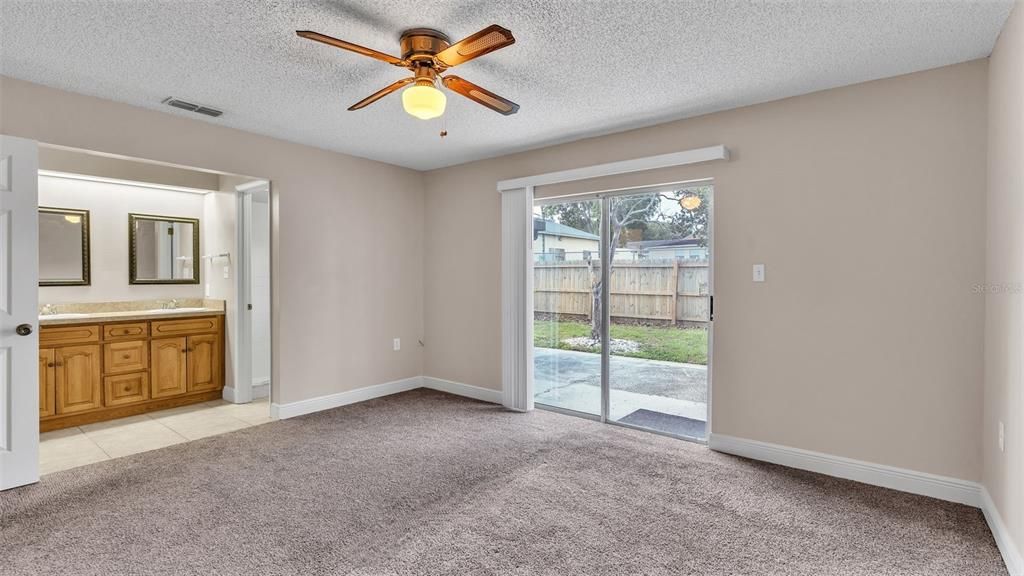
[296,25,520,120]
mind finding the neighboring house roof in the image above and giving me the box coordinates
[625,238,704,249]
[534,218,600,241]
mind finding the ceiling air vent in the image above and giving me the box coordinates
[162,97,223,118]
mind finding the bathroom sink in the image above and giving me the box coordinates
[39,313,91,320]
[144,307,209,314]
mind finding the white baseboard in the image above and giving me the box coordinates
[223,383,270,403]
[422,376,503,404]
[981,487,1023,576]
[708,434,981,507]
[222,386,239,403]
[270,375,502,420]
[270,376,422,420]
[252,381,270,399]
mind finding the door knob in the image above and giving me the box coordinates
[16,324,33,336]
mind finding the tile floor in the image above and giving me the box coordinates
[39,397,274,475]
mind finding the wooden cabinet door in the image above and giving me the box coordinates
[55,345,102,414]
[38,349,56,417]
[187,334,221,392]
[150,337,187,399]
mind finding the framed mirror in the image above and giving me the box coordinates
[129,213,200,284]
[39,207,91,286]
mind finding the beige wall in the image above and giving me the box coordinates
[985,0,1024,556]
[1,75,426,404]
[40,146,220,191]
[424,60,989,481]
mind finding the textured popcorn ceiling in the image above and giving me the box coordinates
[0,1,1013,170]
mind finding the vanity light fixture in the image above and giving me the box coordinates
[38,170,215,195]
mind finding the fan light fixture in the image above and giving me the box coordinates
[295,26,520,119]
[680,194,702,211]
[402,82,447,120]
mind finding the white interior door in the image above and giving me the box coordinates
[249,191,271,389]
[0,135,40,490]
[233,189,253,403]
[233,181,271,405]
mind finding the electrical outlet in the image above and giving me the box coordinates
[393,338,401,351]
[204,284,211,297]
[999,421,1005,453]
[222,266,230,279]
[752,264,765,282]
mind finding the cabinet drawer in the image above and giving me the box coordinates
[39,325,100,347]
[104,340,148,374]
[104,372,150,407]
[103,322,149,341]
[151,316,221,337]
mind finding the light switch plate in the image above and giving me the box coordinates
[753,264,765,282]
[223,266,230,279]
[999,421,1005,452]
[393,338,401,351]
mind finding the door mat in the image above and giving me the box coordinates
[618,409,706,439]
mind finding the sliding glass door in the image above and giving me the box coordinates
[605,188,711,439]
[532,199,602,416]
[533,185,711,440]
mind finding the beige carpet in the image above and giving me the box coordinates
[0,389,1007,575]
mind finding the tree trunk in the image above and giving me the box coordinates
[588,194,657,340]
[591,222,623,340]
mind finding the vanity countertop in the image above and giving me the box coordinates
[37,299,227,326]
[39,307,225,326]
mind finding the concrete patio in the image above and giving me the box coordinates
[533,347,708,425]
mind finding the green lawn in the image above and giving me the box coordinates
[534,319,707,365]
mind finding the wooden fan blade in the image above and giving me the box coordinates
[442,75,519,115]
[349,77,415,110]
[434,25,515,67]
[296,30,405,66]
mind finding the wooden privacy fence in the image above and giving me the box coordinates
[534,259,710,324]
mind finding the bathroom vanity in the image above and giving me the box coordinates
[38,306,225,432]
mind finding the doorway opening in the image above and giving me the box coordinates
[233,180,271,403]
[27,144,274,478]
[533,182,712,441]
